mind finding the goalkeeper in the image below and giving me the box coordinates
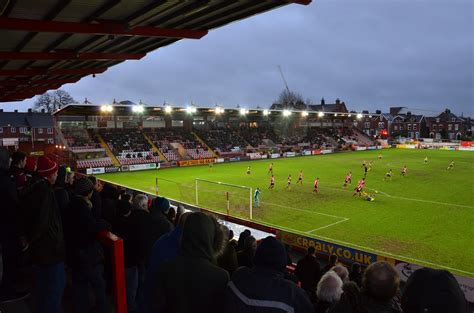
[254,187,261,208]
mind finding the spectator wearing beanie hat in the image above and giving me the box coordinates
[63,177,110,313]
[149,196,174,243]
[19,156,65,313]
[225,236,313,313]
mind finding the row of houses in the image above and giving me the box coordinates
[0,109,56,148]
[357,107,472,140]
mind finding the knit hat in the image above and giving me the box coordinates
[25,156,37,172]
[153,196,170,214]
[36,156,58,178]
[253,236,287,272]
[74,177,94,196]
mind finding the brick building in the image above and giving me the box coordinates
[426,109,464,140]
[0,109,55,149]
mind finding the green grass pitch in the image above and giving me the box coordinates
[100,149,474,277]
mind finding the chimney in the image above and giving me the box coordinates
[41,109,45,113]
[376,110,382,114]
[14,109,18,113]
[321,98,325,105]
[0,109,3,112]
[335,98,340,105]
[28,108,32,113]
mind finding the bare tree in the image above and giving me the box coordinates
[271,89,306,110]
[33,93,54,113]
[32,90,76,113]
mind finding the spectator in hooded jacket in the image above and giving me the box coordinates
[401,268,468,313]
[225,236,313,313]
[64,177,110,313]
[315,271,343,313]
[236,229,251,252]
[152,212,229,313]
[0,148,29,303]
[142,210,192,313]
[217,225,238,275]
[149,196,174,242]
[295,246,321,302]
[236,235,257,268]
[20,156,65,313]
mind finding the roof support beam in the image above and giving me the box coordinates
[0,16,208,39]
[0,67,107,76]
[0,77,80,87]
[0,51,146,60]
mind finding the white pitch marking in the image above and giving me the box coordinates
[365,188,474,209]
[306,218,349,233]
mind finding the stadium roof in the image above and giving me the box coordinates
[0,0,310,103]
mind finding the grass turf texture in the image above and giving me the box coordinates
[100,149,474,276]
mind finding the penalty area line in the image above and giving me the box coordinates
[365,188,474,209]
[306,218,350,234]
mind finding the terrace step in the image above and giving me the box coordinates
[142,132,168,162]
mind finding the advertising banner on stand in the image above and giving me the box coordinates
[86,167,105,175]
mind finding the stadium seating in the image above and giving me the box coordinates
[76,157,113,169]
[62,128,102,151]
[194,124,248,153]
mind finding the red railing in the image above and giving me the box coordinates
[98,230,127,313]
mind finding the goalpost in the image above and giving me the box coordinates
[195,178,253,220]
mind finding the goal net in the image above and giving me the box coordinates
[195,178,253,220]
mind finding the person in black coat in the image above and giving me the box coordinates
[236,235,257,268]
[64,177,110,313]
[88,176,102,220]
[123,194,156,312]
[349,262,362,288]
[54,166,70,217]
[295,246,321,302]
[0,148,29,303]
[149,196,174,243]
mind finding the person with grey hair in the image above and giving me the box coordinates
[123,193,156,312]
[315,271,343,313]
[331,264,349,283]
[0,148,30,303]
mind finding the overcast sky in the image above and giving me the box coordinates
[1,0,473,115]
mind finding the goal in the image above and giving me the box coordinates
[195,178,253,220]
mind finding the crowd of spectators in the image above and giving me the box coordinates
[0,147,470,313]
[62,128,102,151]
[194,124,248,153]
[237,127,280,148]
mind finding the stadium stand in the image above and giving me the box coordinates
[194,123,248,154]
[62,128,102,151]
[99,129,160,165]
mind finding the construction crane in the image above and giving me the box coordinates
[277,65,291,94]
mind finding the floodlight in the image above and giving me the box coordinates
[100,105,107,112]
[262,109,269,116]
[215,107,224,114]
[357,113,363,119]
[369,115,372,118]
[318,112,324,117]
[334,113,338,117]
[348,114,352,117]
[301,111,308,117]
[240,108,247,115]
[164,105,172,113]
[282,109,291,117]
[132,105,144,113]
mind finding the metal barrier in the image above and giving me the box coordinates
[97,230,127,313]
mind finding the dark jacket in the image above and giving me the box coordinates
[329,285,402,313]
[20,175,65,265]
[237,247,255,268]
[225,266,314,313]
[349,271,362,288]
[63,195,109,269]
[123,209,156,267]
[218,242,239,275]
[295,254,321,294]
[0,169,20,238]
[148,206,174,243]
[90,190,102,220]
[152,212,229,313]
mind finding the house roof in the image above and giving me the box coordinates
[0,0,311,102]
[0,112,28,126]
